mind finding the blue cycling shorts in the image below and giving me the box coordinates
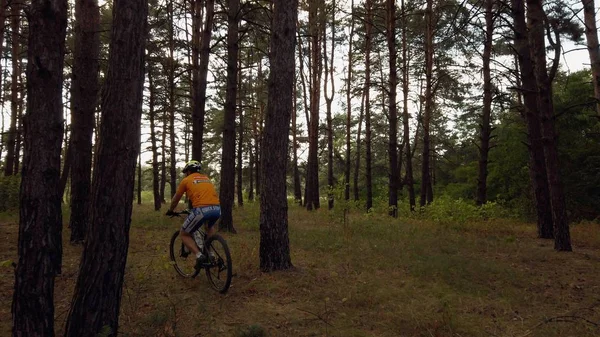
[182,205,221,234]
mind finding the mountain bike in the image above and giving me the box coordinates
[168,210,232,294]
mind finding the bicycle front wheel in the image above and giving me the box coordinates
[169,230,200,278]
[204,234,232,293]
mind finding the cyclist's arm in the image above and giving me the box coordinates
[167,191,184,213]
[168,179,188,213]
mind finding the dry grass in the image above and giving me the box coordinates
[2,202,600,336]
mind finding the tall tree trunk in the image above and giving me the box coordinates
[353,88,366,201]
[59,140,72,199]
[168,0,177,199]
[220,0,240,233]
[401,0,415,211]
[526,0,571,250]
[0,0,7,143]
[65,0,148,334]
[4,2,19,177]
[582,0,600,115]
[11,0,67,335]
[260,0,297,272]
[237,54,244,207]
[292,84,302,204]
[69,0,100,243]
[386,0,398,217]
[193,0,215,161]
[345,0,355,202]
[306,0,322,211]
[323,0,335,210]
[511,0,554,239]
[0,104,4,165]
[160,112,167,202]
[248,140,255,201]
[255,61,264,197]
[365,0,373,211]
[148,69,162,210]
[190,0,202,158]
[13,86,22,174]
[420,0,434,207]
[297,30,309,205]
[477,0,493,206]
[137,147,142,205]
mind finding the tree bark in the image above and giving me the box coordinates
[353,87,365,201]
[69,0,100,243]
[59,140,72,199]
[323,0,335,210]
[386,0,399,217]
[401,0,415,211]
[248,140,255,201]
[0,0,8,155]
[160,110,167,202]
[511,0,554,239]
[4,2,19,177]
[253,65,263,199]
[365,0,373,211]
[11,0,67,335]
[137,147,142,205]
[306,0,322,211]
[193,0,215,162]
[420,0,434,206]
[190,0,203,158]
[13,85,22,174]
[237,53,244,207]
[167,0,177,199]
[148,69,161,210]
[65,1,148,335]
[345,0,355,202]
[477,0,493,206]
[260,0,297,272]
[219,0,240,233]
[582,0,600,115]
[526,0,571,250]
[292,80,302,204]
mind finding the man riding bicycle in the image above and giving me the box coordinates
[166,160,221,270]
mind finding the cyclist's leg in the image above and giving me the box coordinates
[181,208,206,255]
[201,206,221,260]
[202,206,221,239]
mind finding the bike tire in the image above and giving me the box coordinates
[169,230,200,278]
[204,234,232,294]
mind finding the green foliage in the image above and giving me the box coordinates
[412,197,510,224]
[0,175,20,212]
[553,70,600,220]
[423,70,600,221]
[362,192,510,223]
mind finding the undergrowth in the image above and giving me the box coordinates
[2,195,600,336]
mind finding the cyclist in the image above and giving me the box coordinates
[166,160,221,270]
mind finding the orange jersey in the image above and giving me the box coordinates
[176,173,220,208]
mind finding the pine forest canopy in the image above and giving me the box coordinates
[1,0,600,333]
[0,1,596,219]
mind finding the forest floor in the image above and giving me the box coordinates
[1,202,600,337]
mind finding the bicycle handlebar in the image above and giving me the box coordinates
[166,209,191,218]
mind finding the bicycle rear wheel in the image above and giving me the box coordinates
[204,234,232,293]
[169,230,200,278]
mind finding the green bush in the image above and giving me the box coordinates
[0,175,20,212]
[393,196,510,223]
